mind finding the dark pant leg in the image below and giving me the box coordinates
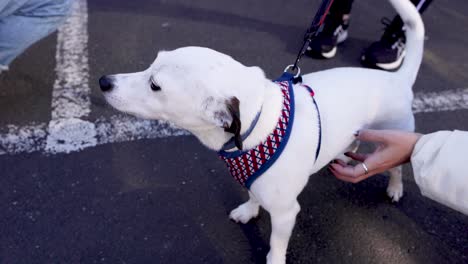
[410,0,433,13]
[391,0,434,30]
[328,0,354,16]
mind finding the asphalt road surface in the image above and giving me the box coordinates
[0,0,467,263]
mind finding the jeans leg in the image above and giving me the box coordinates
[0,0,29,17]
[0,0,72,67]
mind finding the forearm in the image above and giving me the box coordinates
[411,130,468,215]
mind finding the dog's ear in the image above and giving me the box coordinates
[222,97,242,150]
[206,96,242,150]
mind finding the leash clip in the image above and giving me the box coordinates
[283,65,301,79]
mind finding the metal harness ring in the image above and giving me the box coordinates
[284,64,301,78]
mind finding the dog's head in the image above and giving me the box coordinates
[99,46,266,150]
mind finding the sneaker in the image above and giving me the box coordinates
[306,14,350,59]
[0,65,8,75]
[361,17,406,70]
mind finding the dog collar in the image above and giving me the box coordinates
[221,107,262,151]
[218,72,321,189]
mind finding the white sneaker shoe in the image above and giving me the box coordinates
[0,65,8,75]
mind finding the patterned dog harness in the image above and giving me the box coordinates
[218,72,322,189]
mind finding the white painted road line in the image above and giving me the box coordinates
[0,116,187,155]
[45,0,97,154]
[50,0,90,120]
[0,123,47,155]
[0,88,467,155]
[413,88,468,114]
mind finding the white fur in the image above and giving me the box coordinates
[101,0,424,263]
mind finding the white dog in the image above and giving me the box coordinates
[99,0,424,263]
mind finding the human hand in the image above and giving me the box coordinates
[329,129,422,183]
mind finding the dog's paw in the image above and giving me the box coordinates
[386,182,404,202]
[229,202,259,224]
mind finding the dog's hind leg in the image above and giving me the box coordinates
[385,113,415,202]
[229,191,260,224]
[387,165,404,202]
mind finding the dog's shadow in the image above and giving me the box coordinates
[289,167,468,262]
[224,166,467,263]
[238,217,270,264]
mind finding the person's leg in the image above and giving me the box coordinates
[306,0,354,59]
[361,0,434,70]
[0,0,29,17]
[0,0,28,71]
[384,0,433,33]
[329,0,354,15]
[411,0,433,13]
[0,0,72,70]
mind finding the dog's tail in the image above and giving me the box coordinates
[389,0,425,85]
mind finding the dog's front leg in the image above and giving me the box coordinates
[266,201,300,264]
[229,191,260,223]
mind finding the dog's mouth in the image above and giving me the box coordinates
[102,94,133,115]
[102,93,122,108]
[102,94,162,120]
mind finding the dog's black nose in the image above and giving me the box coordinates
[99,75,114,92]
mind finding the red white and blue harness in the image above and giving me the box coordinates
[218,72,322,189]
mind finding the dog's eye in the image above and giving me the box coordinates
[150,78,161,92]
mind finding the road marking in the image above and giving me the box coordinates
[0,117,187,155]
[50,0,90,120]
[45,0,97,154]
[1,88,467,155]
[0,0,188,156]
[0,123,47,155]
[413,88,468,113]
